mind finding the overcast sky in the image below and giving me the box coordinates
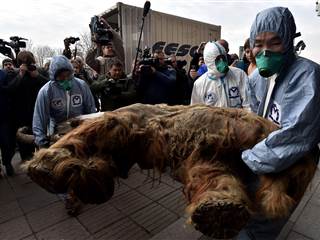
[0,0,319,62]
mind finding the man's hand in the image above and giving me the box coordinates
[19,64,28,77]
[99,17,111,29]
[139,65,156,73]
[64,38,70,47]
[92,70,99,79]
[150,66,156,73]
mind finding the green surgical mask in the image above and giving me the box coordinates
[255,50,284,78]
[59,79,72,91]
[216,59,229,74]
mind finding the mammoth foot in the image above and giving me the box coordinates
[64,193,83,216]
[191,200,250,239]
[188,192,250,239]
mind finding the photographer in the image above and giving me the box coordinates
[9,51,47,161]
[91,59,136,111]
[137,50,176,104]
[169,54,190,105]
[71,57,93,85]
[189,42,206,71]
[0,60,17,176]
[86,17,125,75]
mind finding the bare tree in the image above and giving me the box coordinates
[54,48,64,56]
[20,36,92,66]
[33,45,56,67]
[26,39,34,52]
[78,31,93,57]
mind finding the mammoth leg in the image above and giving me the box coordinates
[256,175,295,219]
[184,161,252,239]
[257,156,317,219]
[64,190,83,216]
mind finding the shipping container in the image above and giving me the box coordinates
[101,2,221,72]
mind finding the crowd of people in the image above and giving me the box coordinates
[0,15,251,177]
[1,6,320,239]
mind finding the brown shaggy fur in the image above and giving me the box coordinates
[24,104,317,238]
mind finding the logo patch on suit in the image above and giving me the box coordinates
[71,95,82,107]
[228,87,240,98]
[204,91,218,105]
[268,102,281,125]
[51,98,64,109]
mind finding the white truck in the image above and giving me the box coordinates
[100,2,221,72]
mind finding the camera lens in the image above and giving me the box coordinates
[27,64,37,71]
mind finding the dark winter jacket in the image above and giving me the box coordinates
[8,68,47,128]
[138,66,176,105]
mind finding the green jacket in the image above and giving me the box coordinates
[91,74,137,111]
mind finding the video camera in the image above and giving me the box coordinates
[103,77,129,96]
[176,60,187,69]
[64,37,80,45]
[27,64,37,71]
[63,36,80,60]
[89,16,113,45]
[138,47,171,70]
[167,57,187,70]
[0,39,12,57]
[139,47,158,66]
[9,36,27,50]
[0,36,27,59]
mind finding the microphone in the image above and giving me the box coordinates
[143,1,151,17]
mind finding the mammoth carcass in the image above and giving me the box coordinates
[24,104,317,239]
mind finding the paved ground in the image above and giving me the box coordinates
[1,154,320,240]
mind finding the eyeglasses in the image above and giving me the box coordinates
[4,63,13,66]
